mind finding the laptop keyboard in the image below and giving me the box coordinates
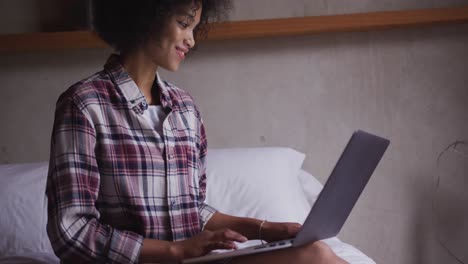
[253,239,294,250]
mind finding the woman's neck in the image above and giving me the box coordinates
[120,50,161,105]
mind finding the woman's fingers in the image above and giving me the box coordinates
[190,229,247,253]
[287,223,302,236]
[212,229,248,243]
[212,240,238,250]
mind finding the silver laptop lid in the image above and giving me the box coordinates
[294,130,390,247]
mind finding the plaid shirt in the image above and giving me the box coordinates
[46,55,217,264]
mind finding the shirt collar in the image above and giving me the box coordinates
[104,54,173,114]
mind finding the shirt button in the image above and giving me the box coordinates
[169,153,175,159]
[171,200,177,208]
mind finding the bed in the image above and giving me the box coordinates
[0,147,375,264]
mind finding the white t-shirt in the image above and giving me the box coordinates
[142,105,167,137]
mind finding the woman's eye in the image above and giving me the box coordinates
[178,21,189,28]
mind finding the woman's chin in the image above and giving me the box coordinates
[162,64,180,72]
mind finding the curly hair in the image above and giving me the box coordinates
[92,0,231,53]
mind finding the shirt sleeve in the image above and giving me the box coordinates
[197,117,218,229]
[46,93,143,264]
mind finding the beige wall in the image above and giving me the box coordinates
[1,1,468,263]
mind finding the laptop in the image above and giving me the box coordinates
[183,130,390,263]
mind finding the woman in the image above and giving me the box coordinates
[46,0,346,263]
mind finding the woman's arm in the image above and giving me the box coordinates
[195,111,300,243]
[139,239,177,263]
[47,94,143,264]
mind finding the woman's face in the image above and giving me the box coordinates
[144,4,202,72]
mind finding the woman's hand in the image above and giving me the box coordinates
[261,221,302,243]
[171,229,248,261]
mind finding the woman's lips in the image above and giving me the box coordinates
[176,47,187,59]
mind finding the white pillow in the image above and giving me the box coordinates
[0,162,54,256]
[297,169,324,207]
[205,147,310,223]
